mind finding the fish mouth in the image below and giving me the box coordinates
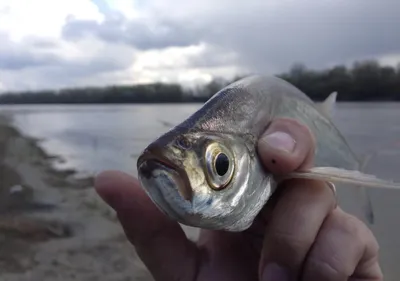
[137,149,193,202]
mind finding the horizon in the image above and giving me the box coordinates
[1,59,399,96]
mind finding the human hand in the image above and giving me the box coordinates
[95,118,383,281]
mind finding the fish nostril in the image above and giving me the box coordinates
[175,135,191,149]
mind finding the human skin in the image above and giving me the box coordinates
[95,118,383,281]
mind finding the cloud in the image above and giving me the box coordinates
[0,0,140,91]
[129,44,243,85]
[0,35,136,90]
[0,0,103,39]
[60,0,400,74]
[0,34,61,70]
[129,0,400,72]
[200,1,400,73]
[1,0,400,92]
[62,13,203,50]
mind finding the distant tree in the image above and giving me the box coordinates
[1,59,400,103]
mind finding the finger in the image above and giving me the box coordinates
[95,170,199,281]
[257,117,316,174]
[259,179,337,280]
[302,208,383,281]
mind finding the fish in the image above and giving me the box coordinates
[136,75,400,232]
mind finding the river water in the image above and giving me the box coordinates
[1,102,400,278]
[0,104,201,177]
[1,103,399,178]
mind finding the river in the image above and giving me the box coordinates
[1,103,399,178]
[1,102,400,278]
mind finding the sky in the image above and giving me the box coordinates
[1,0,400,92]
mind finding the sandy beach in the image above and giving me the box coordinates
[0,114,181,281]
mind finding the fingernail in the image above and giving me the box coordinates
[262,263,291,281]
[261,131,296,153]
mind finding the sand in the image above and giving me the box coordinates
[0,113,399,280]
[0,114,192,280]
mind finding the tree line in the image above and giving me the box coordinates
[1,59,399,104]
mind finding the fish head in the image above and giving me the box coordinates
[137,128,275,232]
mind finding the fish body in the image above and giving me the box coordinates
[137,75,395,232]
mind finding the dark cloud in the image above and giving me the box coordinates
[0,50,60,71]
[61,1,400,73]
[0,33,61,70]
[3,0,400,91]
[200,1,400,73]
[0,52,134,91]
[0,35,130,74]
[0,30,135,90]
[62,12,202,50]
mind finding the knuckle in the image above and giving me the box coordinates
[362,225,381,259]
[365,226,380,254]
[371,235,380,254]
[328,211,369,255]
[304,255,347,281]
[366,222,380,246]
[332,211,365,240]
[303,210,381,281]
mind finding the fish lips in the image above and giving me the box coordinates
[137,151,194,203]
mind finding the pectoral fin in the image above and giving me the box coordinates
[277,166,400,225]
[278,166,400,189]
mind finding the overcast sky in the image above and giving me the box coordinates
[1,0,400,92]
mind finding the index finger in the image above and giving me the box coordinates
[246,117,319,248]
[95,170,199,281]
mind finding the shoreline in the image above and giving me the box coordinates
[1,113,93,187]
[0,112,200,280]
[0,114,90,213]
[0,114,154,280]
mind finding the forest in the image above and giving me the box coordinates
[1,59,399,104]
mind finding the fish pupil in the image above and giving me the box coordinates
[215,153,229,176]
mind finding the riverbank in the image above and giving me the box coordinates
[0,114,180,280]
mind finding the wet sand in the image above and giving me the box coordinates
[0,111,399,280]
[0,115,175,280]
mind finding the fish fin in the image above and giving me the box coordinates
[279,167,400,189]
[316,92,337,119]
[355,140,400,223]
[356,153,375,225]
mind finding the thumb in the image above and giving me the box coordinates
[257,118,315,174]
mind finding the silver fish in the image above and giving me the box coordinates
[137,75,400,232]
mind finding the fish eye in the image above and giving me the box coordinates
[214,152,229,176]
[204,142,235,190]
